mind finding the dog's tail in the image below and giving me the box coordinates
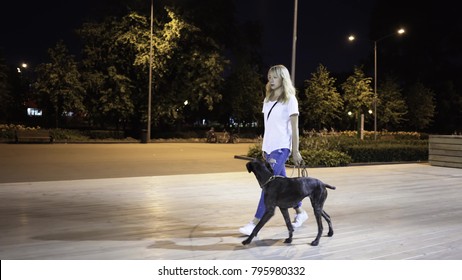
[325,184,336,190]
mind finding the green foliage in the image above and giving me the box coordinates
[246,130,428,167]
[81,130,126,139]
[301,64,344,130]
[56,7,230,130]
[221,64,264,126]
[0,58,12,122]
[341,65,374,114]
[0,125,137,142]
[300,129,362,151]
[116,8,228,127]
[377,75,408,130]
[345,143,428,163]
[0,124,29,139]
[246,142,352,167]
[406,82,436,130]
[78,16,139,129]
[49,129,89,141]
[247,143,264,160]
[33,41,86,128]
[298,149,352,167]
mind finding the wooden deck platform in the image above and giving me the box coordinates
[1,162,462,260]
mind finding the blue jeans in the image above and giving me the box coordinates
[254,149,302,219]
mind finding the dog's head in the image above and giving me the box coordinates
[246,159,273,173]
[246,159,273,185]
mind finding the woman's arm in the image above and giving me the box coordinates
[290,114,303,165]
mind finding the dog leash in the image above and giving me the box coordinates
[292,160,308,177]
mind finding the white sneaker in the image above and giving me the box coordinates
[239,222,256,236]
[292,211,308,228]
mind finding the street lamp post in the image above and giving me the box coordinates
[349,29,405,140]
[290,0,298,85]
[373,28,405,140]
[373,40,378,140]
[147,0,154,143]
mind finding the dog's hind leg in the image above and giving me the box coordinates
[310,207,324,246]
[280,208,294,243]
[242,208,275,246]
[319,190,333,237]
[322,210,334,237]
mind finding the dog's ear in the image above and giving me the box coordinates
[246,161,253,173]
[264,161,273,173]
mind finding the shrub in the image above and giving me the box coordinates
[50,129,89,141]
[246,143,352,167]
[297,149,352,167]
[0,124,44,141]
[246,130,428,167]
[346,144,428,163]
[82,130,126,139]
[247,143,264,160]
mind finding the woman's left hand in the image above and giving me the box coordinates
[292,151,303,166]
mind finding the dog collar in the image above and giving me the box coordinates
[260,175,285,188]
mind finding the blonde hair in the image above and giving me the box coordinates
[265,65,296,103]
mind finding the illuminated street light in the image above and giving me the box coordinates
[17,63,28,73]
[348,28,405,139]
[374,28,405,139]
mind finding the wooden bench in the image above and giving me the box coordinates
[429,135,462,168]
[15,130,53,143]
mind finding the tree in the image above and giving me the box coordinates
[117,8,228,128]
[301,64,343,130]
[432,80,462,133]
[98,66,135,129]
[0,55,30,124]
[221,63,264,131]
[341,66,374,132]
[33,41,85,128]
[78,16,139,129]
[377,76,408,130]
[0,56,12,122]
[341,66,374,115]
[406,81,435,131]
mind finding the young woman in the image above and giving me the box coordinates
[239,65,308,236]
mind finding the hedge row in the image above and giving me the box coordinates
[247,131,428,167]
[0,125,135,142]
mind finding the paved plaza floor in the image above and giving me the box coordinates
[1,143,462,260]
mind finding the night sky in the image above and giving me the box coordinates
[235,0,375,82]
[2,0,377,84]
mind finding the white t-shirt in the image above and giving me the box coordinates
[262,94,299,154]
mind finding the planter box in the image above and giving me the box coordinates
[429,135,462,168]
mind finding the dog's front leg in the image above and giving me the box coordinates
[242,209,274,246]
[279,208,293,243]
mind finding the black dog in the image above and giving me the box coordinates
[242,160,335,246]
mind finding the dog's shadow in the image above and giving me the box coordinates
[147,224,301,252]
[147,238,283,252]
